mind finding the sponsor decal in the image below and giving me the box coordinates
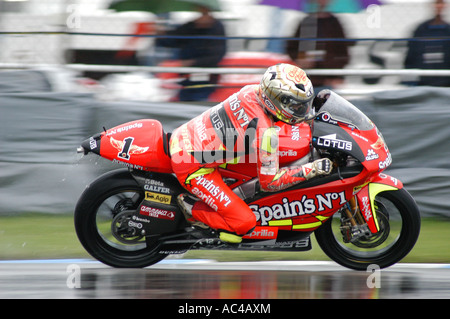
[106,122,143,136]
[316,134,352,151]
[320,112,338,125]
[365,149,379,161]
[229,94,250,128]
[291,125,300,141]
[112,159,144,170]
[140,205,175,220]
[180,124,193,152]
[360,196,372,222]
[351,131,368,142]
[89,137,97,150]
[128,220,143,229]
[243,227,278,239]
[278,150,297,157]
[379,173,399,186]
[194,117,208,142]
[132,215,150,223]
[378,152,392,169]
[145,191,171,204]
[284,65,313,97]
[260,91,276,111]
[144,179,170,194]
[285,65,308,83]
[317,112,354,128]
[191,175,232,211]
[370,129,388,152]
[250,191,346,226]
[210,105,224,131]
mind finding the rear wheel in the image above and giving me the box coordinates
[74,170,167,268]
[315,188,421,270]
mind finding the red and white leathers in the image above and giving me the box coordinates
[169,85,315,236]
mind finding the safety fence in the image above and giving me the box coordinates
[1,30,449,99]
[3,62,450,77]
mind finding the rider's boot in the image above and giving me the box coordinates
[177,193,209,229]
[219,231,243,244]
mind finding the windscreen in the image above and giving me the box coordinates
[316,90,374,131]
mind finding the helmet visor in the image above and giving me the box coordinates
[283,96,313,120]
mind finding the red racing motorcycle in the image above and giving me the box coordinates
[74,89,420,270]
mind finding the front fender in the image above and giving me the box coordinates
[355,173,403,233]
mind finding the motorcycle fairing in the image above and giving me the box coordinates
[355,173,403,233]
[312,118,365,163]
[312,90,392,176]
[247,181,354,232]
[80,119,173,173]
[129,169,187,235]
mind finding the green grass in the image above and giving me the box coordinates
[0,214,449,263]
[0,214,90,260]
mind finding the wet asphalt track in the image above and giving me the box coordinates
[0,259,449,299]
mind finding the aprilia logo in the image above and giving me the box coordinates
[244,227,278,239]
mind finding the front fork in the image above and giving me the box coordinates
[340,196,372,243]
[340,178,402,243]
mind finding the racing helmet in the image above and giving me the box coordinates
[258,64,315,124]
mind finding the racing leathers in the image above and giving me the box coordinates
[169,85,332,236]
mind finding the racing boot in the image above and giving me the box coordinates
[219,231,243,244]
[177,193,209,229]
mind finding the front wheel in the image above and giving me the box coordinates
[315,188,421,271]
[74,170,167,268]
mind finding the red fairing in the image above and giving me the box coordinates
[99,119,173,173]
[354,186,378,233]
[371,173,403,189]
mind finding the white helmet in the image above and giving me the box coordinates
[258,64,315,124]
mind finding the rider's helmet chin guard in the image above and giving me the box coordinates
[257,64,315,124]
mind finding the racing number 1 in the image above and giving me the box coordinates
[118,137,134,160]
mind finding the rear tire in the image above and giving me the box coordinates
[315,188,421,270]
[74,169,167,268]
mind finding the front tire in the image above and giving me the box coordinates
[74,169,167,268]
[315,188,421,270]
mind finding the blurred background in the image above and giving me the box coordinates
[1,0,450,260]
[1,0,449,100]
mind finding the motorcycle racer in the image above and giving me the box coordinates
[170,64,333,243]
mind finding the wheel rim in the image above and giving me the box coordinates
[330,195,403,259]
[95,190,148,252]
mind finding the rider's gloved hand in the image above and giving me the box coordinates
[302,158,333,180]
